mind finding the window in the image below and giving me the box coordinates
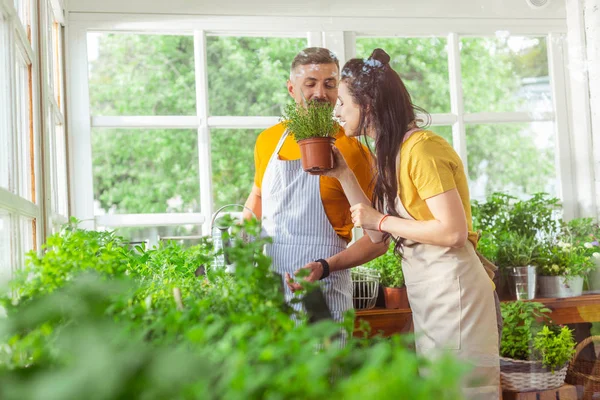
[86,32,306,242]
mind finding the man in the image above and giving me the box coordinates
[243,47,388,322]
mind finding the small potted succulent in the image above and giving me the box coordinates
[500,301,576,392]
[281,100,338,172]
[365,242,408,309]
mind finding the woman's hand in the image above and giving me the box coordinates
[350,203,385,230]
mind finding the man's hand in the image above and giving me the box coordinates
[285,261,324,293]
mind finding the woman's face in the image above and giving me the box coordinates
[334,81,364,138]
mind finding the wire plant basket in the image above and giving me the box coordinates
[352,266,380,310]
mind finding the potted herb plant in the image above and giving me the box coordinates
[365,242,408,309]
[560,217,600,291]
[500,301,576,392]
[495,232,540,300]
[281,100,339,172]
[536,239,595,298]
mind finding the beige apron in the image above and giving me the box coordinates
[395,197,500,400]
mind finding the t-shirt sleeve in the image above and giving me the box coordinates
[253,139,262,188]
[408,138,458,200]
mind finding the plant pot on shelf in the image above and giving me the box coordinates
[588,257,600,292]
[538,275,584,298]
[495,269,515,301]
[500,357,568,392]
[383,286,409,309]
[298,137,335,172]
[508,265,537,300]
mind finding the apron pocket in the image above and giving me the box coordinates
[406,275,461,350]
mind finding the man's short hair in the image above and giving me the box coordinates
[290,47,340,76]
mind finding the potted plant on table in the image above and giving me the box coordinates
[281,100,339,172]
[365,242,408,309]
[495,232,541,300]
[536,239,594,298]
[500,301,576,392]
[560,217,600,291]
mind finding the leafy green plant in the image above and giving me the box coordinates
[0,219,469,399]
[364,242,404,288]
[500,301,575,372]
[472,192,561,241]
[495,231,540,268]
[533,325,576,371]
[281,100,338,142]
[559,217,600,258]
[535,240,595,277]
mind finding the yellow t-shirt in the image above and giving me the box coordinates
[397,130,478,247]
[254,122,374,243]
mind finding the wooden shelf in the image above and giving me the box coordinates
[354,294,600,337]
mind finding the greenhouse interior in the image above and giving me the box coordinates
[1,0,599,398]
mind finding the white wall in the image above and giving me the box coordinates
[66,0,565,19]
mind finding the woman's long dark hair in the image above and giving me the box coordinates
[341,49,430,257]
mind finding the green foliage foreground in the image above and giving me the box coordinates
[0,219,467,400]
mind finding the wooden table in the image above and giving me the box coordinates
[354,294,600,337]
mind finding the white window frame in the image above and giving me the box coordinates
[67,13,581,238]
[0,0,43,277]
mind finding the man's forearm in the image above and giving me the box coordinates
[327,235,389,273]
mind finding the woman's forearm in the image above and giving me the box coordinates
[338,171,386,243]
[379,215,468,248]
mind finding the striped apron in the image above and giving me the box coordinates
[261,130,353,323]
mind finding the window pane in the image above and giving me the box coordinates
[466,122,557,201]
[433,125,453,145]
[0,16,11,191]
[92,129,200,214]
[461,36,552,114]
[16,52,32,201]
[207,36,307,116]
[356,37,450,114]
[20,216,35,255]
[87,33,196,116]
[0,210,12,283]
[211,129,260,209]
[15,0,31,32]
[55,124,68,216]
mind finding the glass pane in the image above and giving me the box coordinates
[0,210,12,283]
[466,122,557,201]
[461,36,552,114]
[0,17,12,191]
[16,53,32,201]
[55,124,68,216]
[87,33,196,116]
[433,125,453,145]
[20,216,34,257]
[15,0,30,31]
[207,36,307,116]
[356,37,450,114]
[92,129,200,214]
[211,129,260,209]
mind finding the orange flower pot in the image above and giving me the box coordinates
[383,286,409,309]
[298,137,336,172]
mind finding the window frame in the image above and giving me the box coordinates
[67,14,577,240]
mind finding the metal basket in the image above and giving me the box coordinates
[351,266,380,310]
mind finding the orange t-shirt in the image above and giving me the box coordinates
[254,123,374,243]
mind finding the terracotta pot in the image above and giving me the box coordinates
[298,137,335,172]
[383,286,409,309]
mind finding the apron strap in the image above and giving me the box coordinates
[273,129,289,157]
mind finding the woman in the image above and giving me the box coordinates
[289,48,500,399]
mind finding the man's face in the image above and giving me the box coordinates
[287,63,339,107]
